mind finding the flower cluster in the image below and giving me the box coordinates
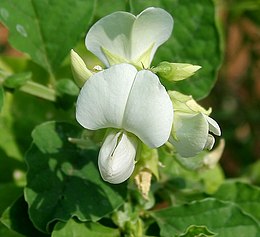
[72,8,221,184]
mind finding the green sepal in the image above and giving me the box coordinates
[168,91,211,115]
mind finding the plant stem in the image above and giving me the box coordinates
[19,81,56,101]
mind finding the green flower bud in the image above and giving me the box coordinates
[70,49,93,88]
[153,61,201,81]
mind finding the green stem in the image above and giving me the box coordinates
[19,81,56,102]
[0,73,56,102]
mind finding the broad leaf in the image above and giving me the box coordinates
[214,181,260,221]
[52,218,120,237]
[24,122,127,233]
[130,0,221,99]
[0,0,95,74]
[1,196,49,237]
[152,198,260,237]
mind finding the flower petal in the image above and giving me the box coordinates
[98,130,138,184]
[85,11,135,67]
[85,7,173,67]
[170,112,209,157]
[76,64,137,130]
[204,134,215,150]
[123,69,173,148]
[204,115,221,136]
[131,7,173,67]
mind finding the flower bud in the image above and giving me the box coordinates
[168,91,221,157]
[70,49,93,88]
[153,61,201,81]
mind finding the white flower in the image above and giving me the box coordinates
[76,63,173,183]
[168,91,221,158]
[85,7,173,69]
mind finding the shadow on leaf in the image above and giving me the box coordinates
[24,122,127,233]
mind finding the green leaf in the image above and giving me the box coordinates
[3,72,31,89]
[56,79,79,109]
[152,198,260,237]
[56,79,79,97]
[94,0,128,18]
[0,88,74,159]
[1,195,49,237]
[0,183,23,215]
[158,148,225,195]
[130,0,221,99]
[213,181,260,221]
[243,160,260,185]
[0,222,24,237]
[52,218,120,237]
[0,0,95,74]
[0,86,3,112]
[24,122,127,233]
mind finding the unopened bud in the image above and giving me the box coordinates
[70,49,93,87]
[153,61,201,81]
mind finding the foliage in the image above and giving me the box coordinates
[0,0,259,237]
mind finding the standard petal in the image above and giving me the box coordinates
[170,112,209,157]
[123,69,173,148]
[85,8,173,67]
[85,11,135,67]
[131,7,173,67]
[76,64,137,130]
[98,130,138,184]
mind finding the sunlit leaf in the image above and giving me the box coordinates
[152,198,260,237]
[52,218,120,237]
[0,0,95,74]
[24,122,127,233]
[130,0,221,99]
